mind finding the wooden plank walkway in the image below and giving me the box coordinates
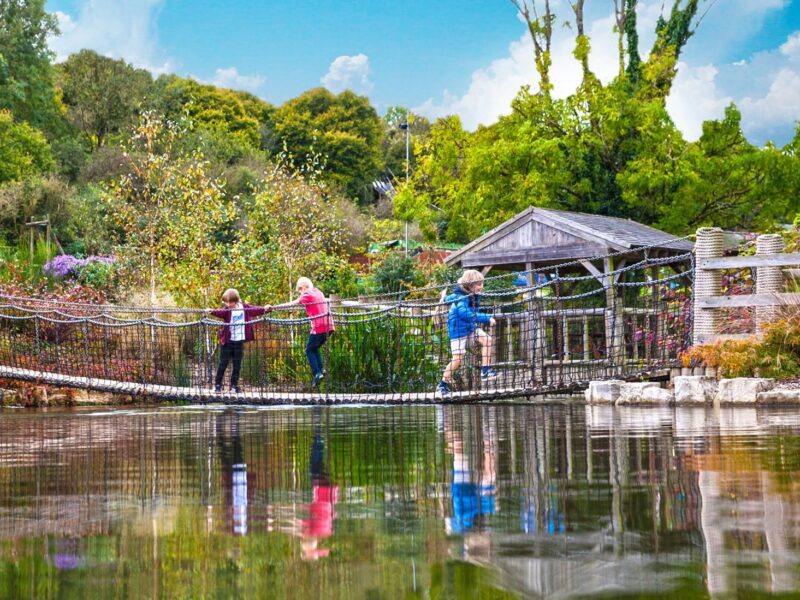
[0,365,556,404]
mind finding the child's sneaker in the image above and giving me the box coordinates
[436,381,451,398]
[214,385,222,394]
[231,386,241,394]
[481,368,499,381]
[312,372,324,388]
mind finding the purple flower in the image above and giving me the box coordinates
[43,254,116,280]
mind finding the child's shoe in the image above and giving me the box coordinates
[231,386,241,394]
[436,381,451,398]
[214,385,222,394]
[312,372,324,388]
[481,367,499,381]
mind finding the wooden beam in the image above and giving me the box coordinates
[460,243,608,267]
[579,259,604,283]
[699,253,800,270]
[481,266,492,276]
[698,293,800,308]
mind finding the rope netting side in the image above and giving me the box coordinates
[0,251,694,400]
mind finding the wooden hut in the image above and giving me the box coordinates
[444,206,692,275]
[444,208,693,384]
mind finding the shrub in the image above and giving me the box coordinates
[681,318,800,379]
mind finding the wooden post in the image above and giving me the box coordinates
[604,257,624,375]
[45,214,51,263]
[756,234,784,333]
[693,227,723,345]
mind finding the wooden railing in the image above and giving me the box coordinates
[694,228,800,344]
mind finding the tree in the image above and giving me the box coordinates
[58,49,153,149]
[270,87,383,201]
[398,1,727,241]
[231,155,347,302]
[0,109,52,183]
[104,111,235,306]
[151,75,268,152]
[621,104,800,233]
[0,0,61,132]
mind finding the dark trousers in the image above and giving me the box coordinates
[305,332,329,376]
[215,341,244,388]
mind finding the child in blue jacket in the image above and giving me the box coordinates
[437,269,497,397]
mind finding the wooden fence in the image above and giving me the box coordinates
[694,227,800,344]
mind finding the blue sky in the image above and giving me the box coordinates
[46,0,800,146]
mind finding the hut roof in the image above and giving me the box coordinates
[444,207,693,268]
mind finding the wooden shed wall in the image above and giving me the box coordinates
[483,221,588,252]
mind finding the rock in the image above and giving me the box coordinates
[585,380,624,404]
[756,390,800,405]
[617,382,673,405]
[716,378,775,405]
[674,376,718,405]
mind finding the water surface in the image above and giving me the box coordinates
[1,403,800,599]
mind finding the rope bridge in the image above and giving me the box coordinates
[0,250,693,404]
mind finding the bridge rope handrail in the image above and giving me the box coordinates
[0,245,694,315]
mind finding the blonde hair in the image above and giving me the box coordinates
[296,277,313,292]
[457,269,484,292]
[222,288,241,303]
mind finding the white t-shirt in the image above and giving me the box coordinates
[230,306,245,342]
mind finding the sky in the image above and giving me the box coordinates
[45,0,800,146]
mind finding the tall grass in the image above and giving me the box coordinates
[0,238,55,283]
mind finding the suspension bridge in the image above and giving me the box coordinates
[0,248,694,404]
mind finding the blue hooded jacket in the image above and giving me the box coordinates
[445,286,492,340]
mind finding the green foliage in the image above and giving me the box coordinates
[58,49,153,148]
[0,0,62,132]
[267,318,441,393]
[75,259,116,292]
[0,176,67,235]
[0,110,53,183]
[367,254,425,295]
[60,184,114,255]
[270,87,382,200]
[151,75,270,151]
[0,237,52,282]
[104,111,236,306]
[231,155,347,303]
[398,1,800,242]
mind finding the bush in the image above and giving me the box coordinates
[367,254,424,295]
[681,318,800,379]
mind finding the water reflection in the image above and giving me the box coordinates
[2,404,800,598]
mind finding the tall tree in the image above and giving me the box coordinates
[58,49,153,149]
[0,0,60,132]
[231,156,347,302]
[270,87,383,202]
[105,111,235,306]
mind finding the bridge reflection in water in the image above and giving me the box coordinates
[1,404,799,598]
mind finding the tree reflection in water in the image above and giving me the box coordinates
[1,404,800,598]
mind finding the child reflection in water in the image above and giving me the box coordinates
[299,408,338,560]
[444,407,498,561]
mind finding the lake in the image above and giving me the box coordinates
[1,402,799,599]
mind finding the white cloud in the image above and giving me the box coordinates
[209,67,264,93]
[414,33,536,129]
[780,31,800,62]
[667,64,733,140]
[321,54,374,95]
[48,0,174,75]
[740,68,800,134]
